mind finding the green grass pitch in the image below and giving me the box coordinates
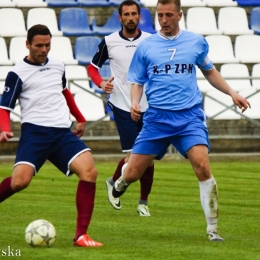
[0,160,260,260]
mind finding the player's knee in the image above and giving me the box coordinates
[194,161,211,180]
[78,167,98,182]
[11,178,31,191]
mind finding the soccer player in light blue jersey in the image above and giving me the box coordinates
[112,0,250,242]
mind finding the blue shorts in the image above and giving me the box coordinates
[15,123,90,175]
[109,102,144,152]
[132,105,210,159]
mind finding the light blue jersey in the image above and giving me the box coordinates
[128,30,213,111]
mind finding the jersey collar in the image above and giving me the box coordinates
[119,29,142,41]
[23,56,49,66]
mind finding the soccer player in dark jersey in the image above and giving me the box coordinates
[0,24,102,247]
[88,0,154,216]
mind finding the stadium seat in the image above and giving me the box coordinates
[218,7,253,35]
[204,89,241,119]
[48,36,78,65]
[155,10,186,31]
[236,0,260,6]
[235,35,260,63]
[252,63,260,89]
[0,8,27,37]
[204,0,237,6]
[59,8,94,36]
[0,66,14,94]
[0,37,13,65]
[9,37,28,64]
[140,0,157,7]
[92,9,121,36]
[186,7,222,35]
[65,65,91,94]
[181,0,206,6]
[139,8,156,34]
[250,7,260,35]
[220,63,252,92]
[74,90,110,121]
[205,35,239,64]
[78,0,111,7]
[13,0,47,7]
[89,64,111,94]
[0,0,15,7]
[45,0,79,7]
[27,8,63,35]
[196,67,212,95]
[109,0,143,7]
[74,36,101,65]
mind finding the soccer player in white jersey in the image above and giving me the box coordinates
[88,0,154,216]
[112,0,251,241]
[0,24,102,247]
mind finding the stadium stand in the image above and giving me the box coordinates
[45,0,79,7]
[205,35,239,63]
[0,0,15,7]
[78,0,111,7]
[74,36,101,65]
[205,0,237,6]
[139,8,157,34]
[109,0,143,7]
[140,0,157,7]
[0,37,13,65]
[9,36,28,64]
[235,35,260,63]
[74,89,110,121]
[250,7,260,35]
[236,0,260,6]
[252,63,260,88]
[13,0,47,7]
[48,36,78,64]
[0,66,13,94]
[181,0,206,6]
[218,7,254,35]
[59,8,95,36]
[0,8,27,37]
[65,65,91,94]
[186,7,222,35]
[92,9,121,36]
[27,8,62,35]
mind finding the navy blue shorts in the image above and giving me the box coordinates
[15,123,90,176]
[109,103,144,152]
[132,105,210,159]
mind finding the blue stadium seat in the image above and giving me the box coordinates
[59,8,94,36]
[92,9,121,36]
[236,0,260,6]
[45,0,79,7]
[74,36,101,65]
[90,64,111,94]
[109,0,143,7]
[250,7,260,35]
[139,8,157,34]
[78,0,111,7]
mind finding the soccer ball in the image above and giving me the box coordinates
[25,219,56,247]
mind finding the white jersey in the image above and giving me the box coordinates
[91,30,151,112]
[0,57,71,128]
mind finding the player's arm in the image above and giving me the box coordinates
[62,88,86,138]
[130,83,143,122]
[202,67,250,112]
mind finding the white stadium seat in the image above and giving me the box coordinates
[0,0,15,7]
[251,64,260,89]
[186,7,222,35]
[9,37,28,64]
[205,0,237,6]
[205,35,239,64]
[181,0,206,6]
[218,7,254,35]
[0,37,13,65]
[13,0,47,7]
[27,8,62,35]
[0,8,27,37]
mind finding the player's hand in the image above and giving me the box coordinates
[100,77,114,94]
[130,102,141,122]
[72,122,86,138]
[0,131,14,143]
[232,92,251,113]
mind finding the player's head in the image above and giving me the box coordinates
[118,0,141,34]
[157,0,182,36]
[26,24,52,64]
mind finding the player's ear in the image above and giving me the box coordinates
[178,11,183,22]
[26,40,30,50]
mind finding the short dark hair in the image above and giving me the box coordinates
[27,24,52,44]
[118,0,140,16]
[157,0,181,11]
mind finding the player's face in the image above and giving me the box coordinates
[26,34,51,64]
[157,3,182,36]
[118,5,140,34]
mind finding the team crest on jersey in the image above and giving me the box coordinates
[4,86,10,92]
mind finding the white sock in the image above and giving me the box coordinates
[199,176,219,232]
[121,163,129,185]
